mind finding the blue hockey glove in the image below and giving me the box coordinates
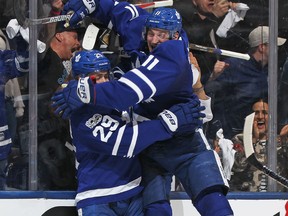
[0,50,20,85]
[15,54,29,73]
[14,34,29,73]
[62,0,98,26]
[158,99,206,136]
[51,77,95,119]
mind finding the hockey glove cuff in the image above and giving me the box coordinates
[51,78,95,119]
[63,0,98,26]
[159,100,206,136]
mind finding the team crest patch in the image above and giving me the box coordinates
[85,114,102,129]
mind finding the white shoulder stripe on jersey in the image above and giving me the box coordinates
[118,77,144,103]
[124,4,139,21]
[127,121,138,158]
[142,55,154,67]
[0,138,12,147]
[147,58,159,70]
[131,68,157,98]
[75,177,142,203]
[0,125,9,132]
[112,124,126,156]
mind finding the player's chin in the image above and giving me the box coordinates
[149,44,157,51]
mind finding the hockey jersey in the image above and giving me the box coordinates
[70,105,174,208]
[0,85,12,160]
[0,50,21,160]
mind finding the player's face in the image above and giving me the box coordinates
[89,71,109,84]
[146,28,170,52]
[253,101,269,137]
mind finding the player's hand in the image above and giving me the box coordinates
[51,77,95,119]
[158,99,206,136]
[62,0,98,26]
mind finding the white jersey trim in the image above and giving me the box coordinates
[131,68,157,98]
[75,177,142,203]
[127,121,138,158]
[0,138,12,147]
[0,125,9,132]
[124,4,139,21]
[112,124,126,156]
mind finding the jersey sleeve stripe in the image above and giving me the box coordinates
[118,77,144,103]
[124,4,139,21]
[131,68,157,98]
[0,125,12,146]
[112,124,126,156]
[147,58,159,70]
[0,125,9,131]
[127,121,139,158]
[0,138,12,147]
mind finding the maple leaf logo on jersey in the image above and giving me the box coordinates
[75,53,81,62]
[85,114,102,129]
[143,98,155,103]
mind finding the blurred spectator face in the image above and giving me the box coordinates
[192,0,216,15]
[56,31,81,60]
[252,100,269,137]
[259,43,269,66]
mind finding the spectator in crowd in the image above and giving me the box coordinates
[174,0,239,85]
[68,49,205,216]
[174,0,249,139]
[39,0,65,45]
[17,21,83,190]
[234,0,288,51]
[229,98,288,192]
[205,26,286,139]
[53,1,233,216]
[37,22,83,190]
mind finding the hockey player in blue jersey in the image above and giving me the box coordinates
[67,49,206,215]
[0,47,28,189]
[52,1,234,215]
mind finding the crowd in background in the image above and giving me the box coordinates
[0,0,288,193]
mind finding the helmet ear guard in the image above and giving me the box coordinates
[72,50,111,78]
[145,7,182,39]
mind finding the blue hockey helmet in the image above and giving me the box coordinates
[72,50,111,78]
[145,7,182,38]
